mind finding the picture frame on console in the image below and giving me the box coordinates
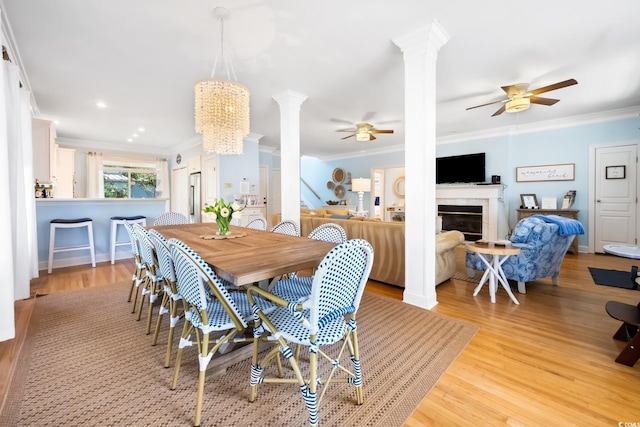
[520,193,538,209]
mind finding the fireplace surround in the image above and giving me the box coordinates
[435,185,508,241]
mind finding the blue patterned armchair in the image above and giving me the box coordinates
[466,215,584,294]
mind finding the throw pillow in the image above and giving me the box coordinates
[331,214,352,220]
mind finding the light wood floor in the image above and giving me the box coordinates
[2,248,640,425]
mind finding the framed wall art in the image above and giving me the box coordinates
[605,165,625,179]
[520,194,539,209]
[516,163,575,182]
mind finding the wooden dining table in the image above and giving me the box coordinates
[150,223,337,286]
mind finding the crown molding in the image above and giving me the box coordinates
[437,106,640,145]
[316,142,404,162]
[57,136,174,156]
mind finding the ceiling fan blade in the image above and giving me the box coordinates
[466,99,506,110]
[341,133,356,140]
[491,105,506,116]
[330,118,354,124]
[361,111,376,122]
[529,96,560,106]
[528,79,577,96]
[370,129,394,134]
[369,134,376,140]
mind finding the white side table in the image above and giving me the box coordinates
[466,242,521,304]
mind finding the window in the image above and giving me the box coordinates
[103,158,157,199]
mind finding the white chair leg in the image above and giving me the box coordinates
[518,281,526,294]
[48,223,56,274]
[551,276,558,286]
[87,222,96,268]
[110,220,118,264]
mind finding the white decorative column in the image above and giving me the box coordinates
[272,90,307,226]
[392,20,449,310]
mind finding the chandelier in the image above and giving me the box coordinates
[195,7,250,155]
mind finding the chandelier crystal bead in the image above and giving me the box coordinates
[195,7,250,155]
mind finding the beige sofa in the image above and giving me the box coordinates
[273,209,463,287]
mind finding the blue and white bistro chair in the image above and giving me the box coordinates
[168,238,274,427]
[148,229,183,367]
[245,217,267,230]
[307,222,347,244]
[271,222,348,303]
[270,219,301,236]
[247,239,374,427]
[133,223,164,335]
[122,221,147,311]
[153,212,188,226]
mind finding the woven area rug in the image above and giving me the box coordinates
[1,281,477,427]
[450,270,479,283]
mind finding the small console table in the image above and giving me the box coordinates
[516,208,579,255]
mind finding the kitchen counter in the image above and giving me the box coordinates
[36,198,169,270]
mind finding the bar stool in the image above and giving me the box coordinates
[110,215,147,264]
[48,218,96,274]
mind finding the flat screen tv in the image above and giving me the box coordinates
[436,152,485,184]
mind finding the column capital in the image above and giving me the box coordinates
[392,19,450,59]
[272,90,308,108]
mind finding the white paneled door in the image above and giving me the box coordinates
[171,166,189,219]
[594,144,637,253]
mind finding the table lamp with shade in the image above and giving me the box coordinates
[351,178,371,214]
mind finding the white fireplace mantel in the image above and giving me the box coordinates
[436,184,508,241]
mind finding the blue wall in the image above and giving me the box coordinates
[299,116,640,249]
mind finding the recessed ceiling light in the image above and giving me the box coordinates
[137,127,145,132]
[127,138,133,142]
[95,101,107,109]
[132,133,139,138]
[53,120,60,125]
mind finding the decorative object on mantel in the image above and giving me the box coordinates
[516,163,575,182]
[194,7,250,155]
[203,198,243,235]
[520,193,538,209]
[326,200,339,205]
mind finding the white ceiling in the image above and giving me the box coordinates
[2,0,640,159]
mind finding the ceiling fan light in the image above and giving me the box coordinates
[505,98,530,113]
[356,133,370,141]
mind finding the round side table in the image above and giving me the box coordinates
[466,242,521,304]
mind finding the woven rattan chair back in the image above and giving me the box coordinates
[245,217,267,230]
[122,220,146,306]
[308,238,373,329]
[122,220,142,258]
[148,229,176,283]
[168,238,247,328]
[307,223,347,244]
[148,228,183,367]
[270,219,300,236]
[132,223,164,333]
[153,212,188,226]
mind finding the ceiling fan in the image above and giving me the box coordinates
[336,122,394,141]
[466,78,578,117]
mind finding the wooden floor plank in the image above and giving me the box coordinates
[2,247,640,425]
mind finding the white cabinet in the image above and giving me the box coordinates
[32,118,56,182]
[54,147,75,198]
[188,155,201,173]
[236,206,267,226]
[386,206,405,222]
